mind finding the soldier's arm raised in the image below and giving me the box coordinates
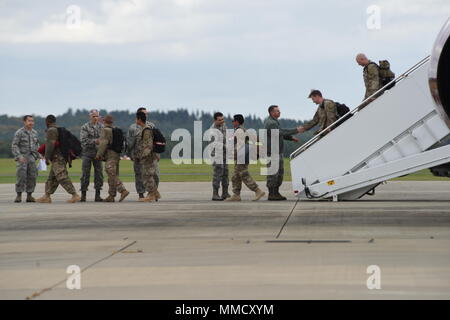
[303,110,320,131]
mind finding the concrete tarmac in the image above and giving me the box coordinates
[1,181,450,300]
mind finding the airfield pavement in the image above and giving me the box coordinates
[1,181,450,300]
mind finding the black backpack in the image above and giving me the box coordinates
[109,127,125,154]
[328,101,352,127]
[57,127,82,167]
[335,102,350,118]
[152,128,166,154]
[141,127,166,154]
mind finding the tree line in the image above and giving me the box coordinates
[0,108,315,159]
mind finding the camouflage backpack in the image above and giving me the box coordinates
[377,60,396,90]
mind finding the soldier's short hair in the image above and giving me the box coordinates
[137,107,146,113]
[308,90,322,98]
[104,114,114,124]
[46,115,56,124]
[268,105,279,114]
[23,115,33,122]
[136,111,147,123]
[233,114,244,125]
[89,109,99,116]
[213,112,224,120]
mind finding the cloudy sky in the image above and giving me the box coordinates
[0,0,449,121]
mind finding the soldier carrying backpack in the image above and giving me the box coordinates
[356,53,396,106]
[95,114,129,202]
[36,115,81,203]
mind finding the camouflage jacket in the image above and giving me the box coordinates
[363,61,381,99]
[80,121,103,157]
[127,121,155,159]
[210,122,228,159]
[264,116,297,155]
[11,127,40,161]
[303,99,337,133]
[135,124,154,160]
[96,124,118,160]
[44,124,60,161]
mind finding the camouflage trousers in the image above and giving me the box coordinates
[80,155,104,191]
[15,154,38,193]
[140,156,158,194]
[212,162,229,189]
[105,158,126,197]
[266,155,284,189]
[231,164,258,195]
[133,159,160,194]
[45,154,76,195]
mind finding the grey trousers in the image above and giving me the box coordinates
[266,155,284,189]
[80,155,104,191]
[15,155,38,193]
[212,163,229,189]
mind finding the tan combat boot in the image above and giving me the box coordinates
[225,194,241,201]
[67,193,81,203]
[140,192,156,202]
[155,190,161,201]
[36,193,52,203]
[119,190,130,202]
[104,195,115,202]
[252,188,266,201]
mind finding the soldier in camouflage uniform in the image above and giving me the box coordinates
[210,112,230,201]
[134,111,159,202]
[79,109,104,202]
[225,114,265,202]
[265,106,301,201]
[301,90,338,134]
[36,115,81,203]
[95,114,129,202]
[127,107,160,200]
[11,115,40,203]
[356,53,381,106]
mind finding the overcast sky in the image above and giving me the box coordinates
[0,0,449,121]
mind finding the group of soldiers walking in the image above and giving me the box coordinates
[11,108,161,203]
[11,53,385,203]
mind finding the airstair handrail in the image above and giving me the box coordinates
[290,55,431,160]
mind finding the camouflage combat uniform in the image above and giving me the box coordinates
[230,125,259,195]
[43,124,77,195]
[210,122,229,191]
[127,121,160,194]
[96,124,126,198]
[264,116,298,192]
[11,127,40,193]
[79,121,104,192]
[135,125,158,197]
[303,99,337,134]
[364,61,381,100]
